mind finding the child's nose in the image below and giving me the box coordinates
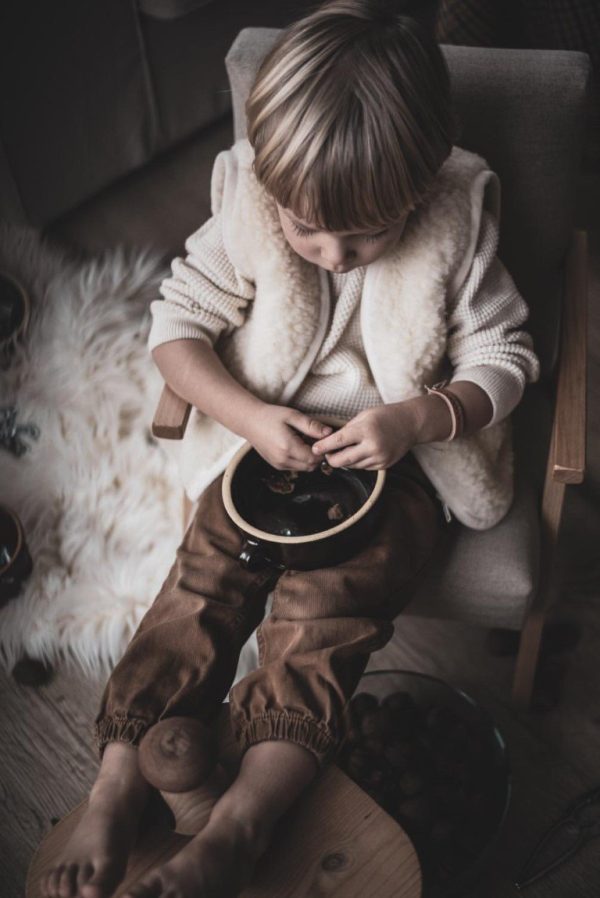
[321,239,355,267]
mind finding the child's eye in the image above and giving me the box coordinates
[363,230,389,243]
[292,223,316,238]
[290,222,388,242]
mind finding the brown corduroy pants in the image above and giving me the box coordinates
[93,457,445,769]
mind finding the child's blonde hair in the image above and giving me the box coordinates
[246,0,454,232]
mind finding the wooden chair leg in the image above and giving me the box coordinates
[512,229,588,707]
[512,431,568,710]
[512,230,587,708]
[512,610,546,709]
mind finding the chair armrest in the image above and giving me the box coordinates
[152,385,192,440]
[550,229,587,484]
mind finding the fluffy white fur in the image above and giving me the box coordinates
[0,226,265,683]
[0,226,185,675]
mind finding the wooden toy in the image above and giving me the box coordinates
[26,704,421,897]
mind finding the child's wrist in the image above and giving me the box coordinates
[408,394,454,444]
[224,395,268,442]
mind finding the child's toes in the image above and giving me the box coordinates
[76,862,95,894]
[45,864,66,897]
[79,860,121,898]
[57,864,78,897]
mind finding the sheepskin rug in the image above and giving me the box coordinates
[0,226,262,680]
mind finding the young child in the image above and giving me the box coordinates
[42,2,539,897]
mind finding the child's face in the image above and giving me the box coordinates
[276,204,410,273]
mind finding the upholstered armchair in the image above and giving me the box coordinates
[152,31,590,710]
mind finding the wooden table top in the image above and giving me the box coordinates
[27,705,421,898]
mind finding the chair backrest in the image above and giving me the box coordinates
[225,29,590,378]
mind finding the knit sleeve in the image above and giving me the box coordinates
[147,212,255,353]
[446,209,540,427]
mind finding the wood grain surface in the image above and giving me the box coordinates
[151,384,191,440]
[553,230,587,484]
[25,764,421,898]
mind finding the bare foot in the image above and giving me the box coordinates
[41,743,150,898]
[122,813,271,898]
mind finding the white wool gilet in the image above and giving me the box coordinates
[167,139,518,529]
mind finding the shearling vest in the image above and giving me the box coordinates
[168,139,513,530]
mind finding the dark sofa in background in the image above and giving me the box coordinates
[0,0,319,258]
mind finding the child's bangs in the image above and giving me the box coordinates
[283,186,403,236]
[259,114,427,234]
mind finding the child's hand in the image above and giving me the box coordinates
[310,403,419,470]
[244,404,333,471]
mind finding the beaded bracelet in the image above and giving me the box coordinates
[424,380,466,441]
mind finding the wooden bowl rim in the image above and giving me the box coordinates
[222,442,386,545]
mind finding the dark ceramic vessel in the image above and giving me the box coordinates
[0,505,33,605]
[0,271,30,342]
[222,439,386,572]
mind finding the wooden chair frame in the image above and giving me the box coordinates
[512,229,587,707]
[151,230,588,711]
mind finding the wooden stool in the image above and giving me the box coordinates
[26,705,421,898]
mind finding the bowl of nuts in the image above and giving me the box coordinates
[337,670,510,897]
[222,423,386,572]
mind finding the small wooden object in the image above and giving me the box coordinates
[151,384,191,440]
[138,717,216,793]
[138,717,221,836]
[26,705,421,897]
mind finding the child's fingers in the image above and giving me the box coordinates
[323,445,369,469]
[345,456,380,470]
[311,423,354,456]
[279,457,317,471]
[288,439,321,468]
[286,411,333,441]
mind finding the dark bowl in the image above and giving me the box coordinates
[221,430,386,572]
[0,504,34,605]
[337,669,511,898]
[0,270,30,342]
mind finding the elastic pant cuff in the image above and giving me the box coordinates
[93,714,151,760]
[235,711,338,770]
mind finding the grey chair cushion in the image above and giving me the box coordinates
[403,383,551,630]
[404,478,540,629]
[225,29,590,376]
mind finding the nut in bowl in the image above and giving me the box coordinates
[221,419,386,572]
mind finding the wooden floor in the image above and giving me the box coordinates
[3,227,599,897]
